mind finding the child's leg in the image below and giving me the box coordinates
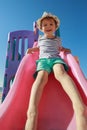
[25,70,48,130]
[53,64,87,130]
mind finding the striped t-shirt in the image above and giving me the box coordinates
[38,35,62,59]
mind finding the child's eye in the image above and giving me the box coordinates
[44,24,47,26]
[50,23,53,26]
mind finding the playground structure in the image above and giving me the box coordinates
[2,22,38,101]
[0,23,87,130]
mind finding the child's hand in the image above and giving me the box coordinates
[61,47,71,53]
[64,48,71,53]
[26,48,33,54]
[26,47,39,55]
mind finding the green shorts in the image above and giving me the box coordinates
[36,58,68,74]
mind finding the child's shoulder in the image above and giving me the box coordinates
[55,36,60,39]
[38,35,42,39]
[38,35,45,41]
[55,36,61,41]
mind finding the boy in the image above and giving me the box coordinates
[25,12,87,130]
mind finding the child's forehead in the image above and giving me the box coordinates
[42,17,55,23]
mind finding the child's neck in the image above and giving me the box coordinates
[44,34,55,39]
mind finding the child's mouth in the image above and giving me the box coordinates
[46,29,52,32]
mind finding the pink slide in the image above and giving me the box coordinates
[0,52,87,130]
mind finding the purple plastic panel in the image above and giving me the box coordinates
[2,23,38,101]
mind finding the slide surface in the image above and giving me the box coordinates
[0,52,87,130]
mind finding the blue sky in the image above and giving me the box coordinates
[0,0,87,87]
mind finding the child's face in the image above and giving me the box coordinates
[41,18,56,36]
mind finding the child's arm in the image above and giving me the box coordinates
[57,37,71,53]
[26,47,39,54]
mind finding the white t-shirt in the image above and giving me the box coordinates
[38,35,62,59]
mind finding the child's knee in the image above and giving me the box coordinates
[54,64,66,80]
[73,103,86,115]
[27,108,38,119]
